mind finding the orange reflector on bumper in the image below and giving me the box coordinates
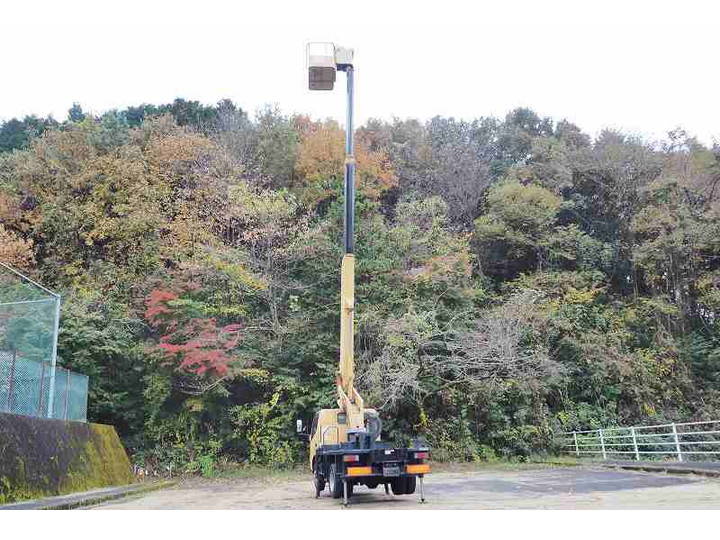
[346,466,373,476]
[406,463,431,474]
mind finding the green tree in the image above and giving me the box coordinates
[67,102,86,123]
[474,180,562,278]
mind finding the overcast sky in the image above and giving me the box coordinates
[2,1,719,145]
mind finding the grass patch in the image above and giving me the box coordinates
[188,455,583,483]
[208,463,308,482]
[526,455,583,467]
[430,456,581,474]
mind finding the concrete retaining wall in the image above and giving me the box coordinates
[0,412,134,504]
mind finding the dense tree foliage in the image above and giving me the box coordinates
[1,100,719,470]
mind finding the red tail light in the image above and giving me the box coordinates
[414,452,429,460]
[343,454,360,462]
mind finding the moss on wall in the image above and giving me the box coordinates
[0,412,134,504]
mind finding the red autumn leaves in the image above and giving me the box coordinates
[145,288,242,377]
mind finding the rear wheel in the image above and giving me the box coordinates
[390,477,406,495]
[404,476,417,494]
[329,463,344,499]
[390,476,416,495]
[313,467,325,497]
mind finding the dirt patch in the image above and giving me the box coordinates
[90,464,720,510]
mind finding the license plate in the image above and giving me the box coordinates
[383,465,400,477]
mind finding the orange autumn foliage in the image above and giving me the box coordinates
[0,224,35,270]
[294,120,397,204]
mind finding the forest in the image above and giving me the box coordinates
[1,99,719,473]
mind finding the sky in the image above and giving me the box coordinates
[2,1,719,145]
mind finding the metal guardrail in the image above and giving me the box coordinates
[562,420,720,462]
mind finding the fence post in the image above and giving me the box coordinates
[573,432,580,456]
[47,294,61,418]
[672,423,683,462]
[37,360,46,416]
[64,368,70,420]
[7,350,16,411]
[631,427,640,460]
[599,429,607,459]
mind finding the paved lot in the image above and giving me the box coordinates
[90,464,720,510]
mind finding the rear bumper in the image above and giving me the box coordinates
[344,463,430,478]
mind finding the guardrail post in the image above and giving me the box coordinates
[671,423,682,462]
[599,429,607,459]
[630,427,639,460]
[573,432,579,456]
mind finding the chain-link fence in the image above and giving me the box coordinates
[0,351,88,421]
[0,263,88,422]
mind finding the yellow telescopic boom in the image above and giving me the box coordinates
[337,252,364,429]
[334,65,364,430]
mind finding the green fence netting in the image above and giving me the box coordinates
[0,264,88,422]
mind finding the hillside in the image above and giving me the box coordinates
[1,100,719,471]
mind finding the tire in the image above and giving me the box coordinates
[313,469,325,497]
[329,463,344,499]
[390,476,415,495]
[404,476,416,494]
[390,477,406,495]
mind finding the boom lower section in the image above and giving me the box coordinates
[337,253,364,429]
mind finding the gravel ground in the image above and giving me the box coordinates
[89,464,720,510]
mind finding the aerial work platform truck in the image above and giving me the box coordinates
[298,43,431,506]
